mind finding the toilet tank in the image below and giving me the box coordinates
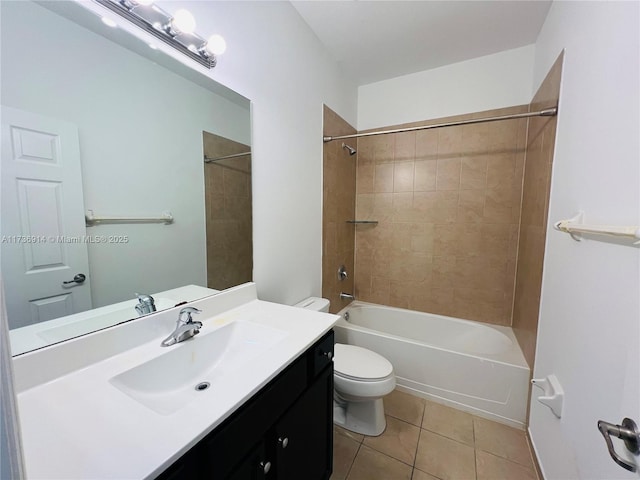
[294,297,330,313]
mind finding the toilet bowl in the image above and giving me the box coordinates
[294,297,396,436]
[333,343,395,436]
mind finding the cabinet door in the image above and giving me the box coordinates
[274,365,333,480]
[227,441,272,480]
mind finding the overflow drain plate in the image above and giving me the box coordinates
[195,382,210,391]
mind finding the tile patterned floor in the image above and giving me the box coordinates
[331,390,538,480]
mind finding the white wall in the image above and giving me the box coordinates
[152,1,358,305]
[1,2,251,308]
[530,2,639,478]
[357,45,535,130]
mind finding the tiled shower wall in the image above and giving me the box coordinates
[353,107,529,325]
[203,131,253,290]
[512,54,563,367]
[322,106,357,313]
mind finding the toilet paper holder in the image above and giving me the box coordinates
[531,374,564,418]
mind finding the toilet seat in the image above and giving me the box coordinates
[334,343,394,381]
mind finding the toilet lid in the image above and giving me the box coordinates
[334,343,393,380]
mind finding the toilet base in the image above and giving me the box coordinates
[333,398,386,436]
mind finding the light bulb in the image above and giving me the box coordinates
[205,34,226,55]
[171,9,196,34]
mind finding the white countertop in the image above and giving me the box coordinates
[13,283,338,479]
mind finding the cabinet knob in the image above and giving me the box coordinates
[278,436,289,448]
[323,351,333,360]
[259,461,271,474]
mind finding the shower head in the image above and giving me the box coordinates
[342,142,357,156]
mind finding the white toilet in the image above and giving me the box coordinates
[295,297,396,436]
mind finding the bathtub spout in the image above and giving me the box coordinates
[340,292,355,301]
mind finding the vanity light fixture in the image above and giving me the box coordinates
[94,0,225,69]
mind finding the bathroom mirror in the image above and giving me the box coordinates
[0,1,252,355]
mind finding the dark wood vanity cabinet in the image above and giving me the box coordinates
[157,330,334,480]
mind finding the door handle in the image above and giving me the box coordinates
[597,418,640,472]
[62,273,86,286]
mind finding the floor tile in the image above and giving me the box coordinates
[331,430,361,480]
[363,415,420,465]
[476,450,536,480]
[346,444,413,480]
[473,417,532,467]
[384,389,426,427]
[412,468,441,480]
[415,429,476,480]
[422,400,474,446]
[335,424,365,444]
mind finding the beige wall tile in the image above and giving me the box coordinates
[484,187,513,224]
[394,161,416,192]
[458,189,486,223]
[373,135,395,163]
[436,158,461,191]
[353,105,529,325]
[486,153,516,189]
[395,131,416,162]
[437,127,463,156]
[374,163,395,192]
[416,130,438,160]
[512,54,561,368]
[414,160,437,191]
[460,156,488,190]
[323,105,357,312]
[203,132,252,291]
[356,163,374,194]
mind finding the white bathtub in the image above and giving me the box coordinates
[335,301,530,428]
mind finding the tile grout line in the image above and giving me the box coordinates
[344,442,362,480]
[472,417,478,480]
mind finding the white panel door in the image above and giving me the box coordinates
[1,107,92,329]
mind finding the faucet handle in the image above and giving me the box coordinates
[178,307,202,324]
[135,293,155,304]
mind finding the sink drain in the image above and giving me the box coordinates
[195,382,210,391]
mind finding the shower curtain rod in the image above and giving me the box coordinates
[323,107,558,143]
[204,151,251,163]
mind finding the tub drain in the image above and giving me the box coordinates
[195,382,210,391]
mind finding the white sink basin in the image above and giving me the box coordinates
[110,321,288,415]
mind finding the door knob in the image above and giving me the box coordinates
[62,273,86,286]
[597,417,640,472]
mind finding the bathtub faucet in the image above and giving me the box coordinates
[340,292,355,301]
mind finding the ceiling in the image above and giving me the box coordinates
[290,1,552,86]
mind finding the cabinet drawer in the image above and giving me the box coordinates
[311,330,334,377]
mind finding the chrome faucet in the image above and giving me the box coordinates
[135,293,156,316]
[161,307,203,347]
[340,292,355,301]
